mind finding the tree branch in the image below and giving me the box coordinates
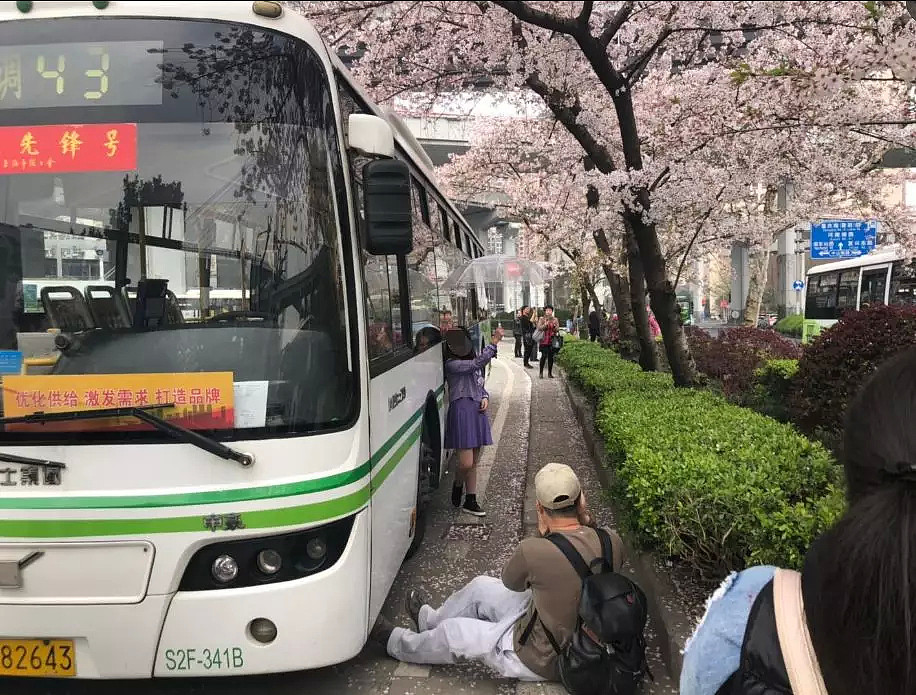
[623,28,673,82]
[673,185,725,289]
[598,2,633,46]
[525,73,618,175]
[492,1,577,35]
[578,1,594,26]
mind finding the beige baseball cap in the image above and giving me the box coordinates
[535,463,581,510]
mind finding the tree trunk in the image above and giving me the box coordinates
[627,208,698,386]
[593,228,639,361]
[612,91,698,387]
[625,223,659,372]
[743,251,769,327]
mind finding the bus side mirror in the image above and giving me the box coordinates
[363,159,413,256]
[348,114,395,158]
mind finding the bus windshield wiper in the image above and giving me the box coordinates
[0,405,254,468]
[0,452,66,469]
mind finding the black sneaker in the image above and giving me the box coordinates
[462,498,486,517]
[369,614,395,647]
[451,482,463,508]
[405,588,430,632]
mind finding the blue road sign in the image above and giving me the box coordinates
[810,219,877,259]
[792,280,805,291]
[0,351,23,375]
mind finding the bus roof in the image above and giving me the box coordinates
[806,246,906,276]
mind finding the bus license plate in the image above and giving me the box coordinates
[0,639,75,677]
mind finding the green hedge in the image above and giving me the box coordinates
[558,340,843,577]
[774,314,804,337]
[746,359,799,422]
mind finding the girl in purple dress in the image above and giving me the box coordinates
[443,325,504,517]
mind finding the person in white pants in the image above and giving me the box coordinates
[370,463,616,683]
[386,574,543,680]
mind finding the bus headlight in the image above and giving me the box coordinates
[211,555,239,584]
[306,537,327,561]
[256,549,282,575]
[179,516,355,591]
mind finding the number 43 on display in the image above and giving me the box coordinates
[36,48,108,99]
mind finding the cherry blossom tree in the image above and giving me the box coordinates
[296,0,916,385]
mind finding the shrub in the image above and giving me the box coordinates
[558,340,842,578]
[774,314,804,337]
[746,359,799,422]
[686,325,801,401]
[789,304,916,437]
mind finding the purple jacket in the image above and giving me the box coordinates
[445,343,497,403]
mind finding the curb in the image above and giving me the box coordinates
[560,368,689,683]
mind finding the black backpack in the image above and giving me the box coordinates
[523,529,651,695]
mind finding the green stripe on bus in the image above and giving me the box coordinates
[0,383,445,512]
[0,415,428,536]
[370,428,420,493]
[0,462,373,511]
[0,488,372,539]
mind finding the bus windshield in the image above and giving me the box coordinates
[0,18,355,440]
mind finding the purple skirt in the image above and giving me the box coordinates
[444,397,493,450]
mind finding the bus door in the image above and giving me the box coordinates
[858,264,892,309]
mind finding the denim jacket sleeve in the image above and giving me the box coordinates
[680,565,776,695]
[445,343,497,376]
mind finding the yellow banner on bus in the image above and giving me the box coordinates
[1,372,235,432]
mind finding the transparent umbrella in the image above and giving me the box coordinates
[443,255,551,288]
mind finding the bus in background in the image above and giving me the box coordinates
[803,246,915,342]
[0,1,486,680]
[676,291,694,326]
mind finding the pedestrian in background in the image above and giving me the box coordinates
[536,306,560,379]
[681,346,916,695]
[443,326,504,517]
[521,306,535,369]
[588,308,600,342]
[513,307,525,358]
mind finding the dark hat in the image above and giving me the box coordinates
[445,328,473,358]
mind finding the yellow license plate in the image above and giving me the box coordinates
[0,640,75,677]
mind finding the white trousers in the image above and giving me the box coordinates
[386,576,545,681]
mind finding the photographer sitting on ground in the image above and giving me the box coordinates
[370,463,624,681]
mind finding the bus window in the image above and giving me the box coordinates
[861,268,890,308]
[411,177,431,227]
[0,19,356,436]
[837,270,859,311]
[891,261,916,306]
[805,272,839,320]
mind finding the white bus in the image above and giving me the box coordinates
[0,1,487,680]
[803,246,916,341]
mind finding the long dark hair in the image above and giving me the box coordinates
[804,346,916,695]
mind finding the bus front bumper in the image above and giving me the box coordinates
[0,510,369,679]
[154,510,370,677]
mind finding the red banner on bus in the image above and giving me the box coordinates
[0,122,137,174]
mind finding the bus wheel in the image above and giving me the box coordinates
[406,430,436,560]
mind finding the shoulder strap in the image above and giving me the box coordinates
[518,608,538,646]
[595,528,614,572]
[772,568,829,695]
[545,533,591,579]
